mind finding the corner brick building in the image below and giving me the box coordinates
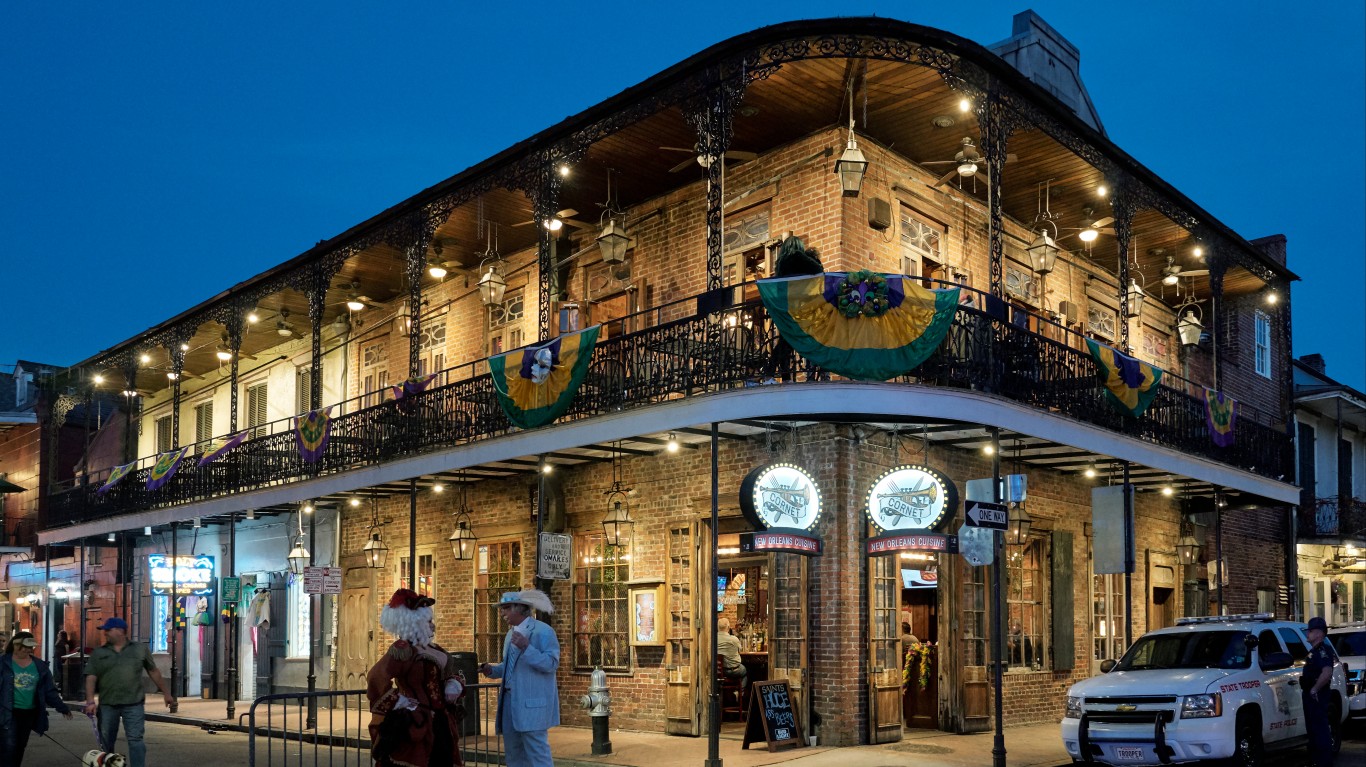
[34,13,1302,747]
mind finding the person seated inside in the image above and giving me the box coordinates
[716,617,747,692]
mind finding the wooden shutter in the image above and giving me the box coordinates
[664,523,698,735]
[194,402,214,444]
[155,415,173,453]
[1051,530,1075,671]
[296,367,313,413]
[246,382,268,437]
[1298,422,1316,510]
[868,553,903,743]
[1339,438,1353,504]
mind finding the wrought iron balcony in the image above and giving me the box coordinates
[44,283,1291,530]
[1298,495,1366,540]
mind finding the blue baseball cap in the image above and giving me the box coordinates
[1307,616,1328,632]
[97,617,128,631]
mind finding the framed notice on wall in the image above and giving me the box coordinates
[629,583,666,646]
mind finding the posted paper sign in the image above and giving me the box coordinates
[537,532,573,580]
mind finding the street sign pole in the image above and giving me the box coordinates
[989,427,1006,767]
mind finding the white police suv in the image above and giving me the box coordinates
[1061,613,1347,765]
[1328,620,1366,721]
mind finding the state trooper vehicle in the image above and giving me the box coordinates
[1328,620,1366,722]
[1061,613,1347,765]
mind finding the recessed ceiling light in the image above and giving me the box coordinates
[737,105,759,118]
[931,115,955,128]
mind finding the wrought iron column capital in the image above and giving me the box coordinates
[684,70,747,293]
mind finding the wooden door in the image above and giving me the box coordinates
[768,553,808,730]
[339,567,376,697]
[665,523,699,735]
[867,554,903,744]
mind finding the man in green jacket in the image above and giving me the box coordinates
[83,618,174,767]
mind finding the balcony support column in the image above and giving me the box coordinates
[386,211,440,377]
[168,335,189,450]
[226,312,243,434]
[684,70,746,294]
[1108,182,1146,354]
[977,83,1021,300]
[307,266,328,412]
[1204,239,1228,392]
[169,520,180,711]
[122,353,139,464]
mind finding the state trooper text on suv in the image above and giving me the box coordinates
[1061,613,1346,765]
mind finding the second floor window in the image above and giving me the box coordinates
[900,210,942,279]
[193,401,214,445]
[296,365,314,414]
[245,382,268,438]
[362,370,388,408]
[572,534,631,672]
[1254,310,1271,378]
[155,415,173,453]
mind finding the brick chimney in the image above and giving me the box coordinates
[1298,353,1326,375]
[1249,234,1287,267]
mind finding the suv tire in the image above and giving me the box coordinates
[1228,709,1263,767]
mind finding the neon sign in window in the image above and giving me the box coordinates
[148,554,215,596]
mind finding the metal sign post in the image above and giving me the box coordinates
[988,428,1005,767]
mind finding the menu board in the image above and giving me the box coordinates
[742,680,805,752]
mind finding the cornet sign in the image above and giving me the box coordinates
[865,464,957,534]
[739,463,824,556]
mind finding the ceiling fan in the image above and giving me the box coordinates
[511,208,596,231]
[1159,251,1209,285]
[921,137,1016,187]
[276,308,297,338]
[1061,206,1115,242]
[660,145,759,173]
[331,281,386,311]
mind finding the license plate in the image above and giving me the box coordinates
[1113,746,1146,761]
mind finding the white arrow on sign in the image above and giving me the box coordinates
[965,500,1008,530]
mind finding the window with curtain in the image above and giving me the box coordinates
[572,533,630,671]
[1006,534,1049,671]
[475,541,522,664]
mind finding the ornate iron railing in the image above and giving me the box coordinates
[1297,496,1366,540]
[44,284,1291,530]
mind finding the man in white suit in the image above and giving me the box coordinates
[479,589,560,767]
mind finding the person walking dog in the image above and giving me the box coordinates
[479,589,559,767]
[83,617,175,767]
[2,631,73,767]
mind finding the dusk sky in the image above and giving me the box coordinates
[3,1,1362,390]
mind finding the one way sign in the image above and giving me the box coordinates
[964,500,1008,530]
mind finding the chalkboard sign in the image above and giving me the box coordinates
[742,680,805,752]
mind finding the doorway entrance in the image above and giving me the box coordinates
[900,559,939,730]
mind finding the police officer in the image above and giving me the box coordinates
[1302,615,1337,767]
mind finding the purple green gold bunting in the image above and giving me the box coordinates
[488,326,600,429]
[1203,388,1237,448]
[1085,339,1164,417]
[391,372,438,402]
[755,272,959,381]
[295,408,333,464]
[197,430,247,467]
[97,461,137,494]
[146,447,191,491]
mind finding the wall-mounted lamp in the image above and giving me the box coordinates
[1006,504,1032,546]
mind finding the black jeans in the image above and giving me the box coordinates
[1302,689,1335,767]
[4,707,39,767]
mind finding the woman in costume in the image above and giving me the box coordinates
[367,588,466,767]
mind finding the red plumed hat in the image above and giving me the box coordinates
[388,588,436,610]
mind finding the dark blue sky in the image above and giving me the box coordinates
[3,1,1362,390]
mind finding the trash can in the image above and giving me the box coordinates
[450,651,480,736]
[61,654,85,702]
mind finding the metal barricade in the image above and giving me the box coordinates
[247,684,504,767]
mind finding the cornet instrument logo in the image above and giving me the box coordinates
[740,463,823,532]
[865,465,956,533]
[758,476,811,527]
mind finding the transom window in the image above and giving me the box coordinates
[489,290,524,329]
[572,534,631,671]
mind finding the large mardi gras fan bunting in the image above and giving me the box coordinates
[98,461,137,495]
[756,271,959,381]
[488,326,600,429]
[296,408,333,464]
[1203,388,1237,448]
[146,447,191,491]
[1085,339,1164,417]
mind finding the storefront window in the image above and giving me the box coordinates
[1092,572,1126,664]
[288,576,310,658]
[475,541,522,664]
[1006,536,1049,671]
[573,533,630,671]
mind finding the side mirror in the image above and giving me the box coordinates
[1243,633,1260,649]
[1100,659,1117,673]
[1260,651,1293,672]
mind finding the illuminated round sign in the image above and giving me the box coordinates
[866,464,957,533]
[740,463,822,532]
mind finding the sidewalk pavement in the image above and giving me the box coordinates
[150,698,1072,767]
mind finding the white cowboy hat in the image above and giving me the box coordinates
[499,588,554,614]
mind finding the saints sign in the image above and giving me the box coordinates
[739,463,824,556]
[865,464,957,534]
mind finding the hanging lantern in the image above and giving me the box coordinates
[1176,307,1204,347]
[1125,278,1146,319]
[597,218,630,265]
[1026,226,1060,275]
[478,259,507,307]
[287,535,311,575]
[1176,534,1201,565]
[835,135,868,197]
[603,498,633,547]
[362,530,389,569]
[1006,504,1032,545]
[448,510,478,561]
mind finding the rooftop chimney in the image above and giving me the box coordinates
[989,11,1105,135]
[1299,353,1326,375]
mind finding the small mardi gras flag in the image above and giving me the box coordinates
[1085,339,1164,417]
[97,461,137,495]
[756,272,959,381]
[1204,388,1238,448]
[146,447,191,491]
[488,326,600,429]
[391,372,439,402]
[198,431,247,467]
[295,408,333,464]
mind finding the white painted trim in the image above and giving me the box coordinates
[40,383,1299,543]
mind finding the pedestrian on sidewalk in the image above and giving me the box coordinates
[1301,616,1338,767]
[82,617,175,767]
[366,588,466,767]
[2,631,74,767]
[479,589,559,767]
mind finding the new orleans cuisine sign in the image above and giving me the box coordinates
[739,463,823,555]
[864,464,958,555]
